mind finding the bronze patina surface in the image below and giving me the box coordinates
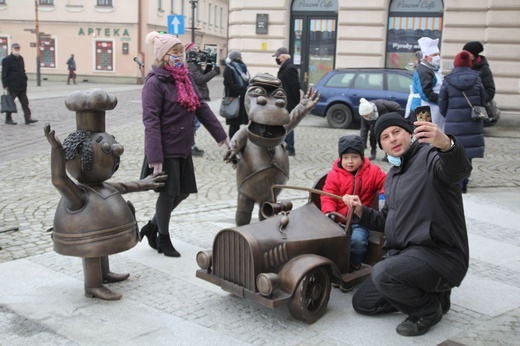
[45,89,166,300]
[224,73,319,226]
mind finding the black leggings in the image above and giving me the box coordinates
[153,191,189,235]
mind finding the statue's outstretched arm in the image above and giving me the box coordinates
[44,124,86,211]
[108,173,167,194]
[285,89,321,133]
[224,128,248,168]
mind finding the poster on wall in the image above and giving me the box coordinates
[386,0,443,70]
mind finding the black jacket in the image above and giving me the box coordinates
[187,61,219,101]
[2,54,28,91]
[357,138,472,287]
[277,59,301,112]
[223,63,249,126]
[364,99,402,125]
[471,55,495,102]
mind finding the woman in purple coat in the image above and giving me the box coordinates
[439,50,486,193]
[139,32,230,257]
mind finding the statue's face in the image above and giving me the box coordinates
[245,85,290,148]
[67,132,124,184]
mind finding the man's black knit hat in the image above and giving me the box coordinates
[374,112,413,149]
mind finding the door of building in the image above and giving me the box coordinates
[291,16,337,92]
[290,0,338,92]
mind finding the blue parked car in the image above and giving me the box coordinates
[311,68,414,128]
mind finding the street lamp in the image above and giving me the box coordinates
[35,0,41,87]
[189,0,198,44]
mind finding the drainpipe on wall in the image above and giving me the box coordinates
[137,0,145,84]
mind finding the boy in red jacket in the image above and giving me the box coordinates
[321,135,386,271]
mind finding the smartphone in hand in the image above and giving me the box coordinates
[414,105,431,122]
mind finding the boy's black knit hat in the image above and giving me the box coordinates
[338,135,364,158]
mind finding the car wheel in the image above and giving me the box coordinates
[326,104,352,129]
[288,267,331,324]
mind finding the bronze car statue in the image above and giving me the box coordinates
[44,89,166,301]
[224,73,320,226]
[196,182,383,324]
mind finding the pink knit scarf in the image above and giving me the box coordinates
[164,64,200,112]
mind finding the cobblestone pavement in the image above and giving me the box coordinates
[1,81,520,345]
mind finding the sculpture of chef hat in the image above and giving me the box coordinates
[418,37,439,57]
[65,89,118,132]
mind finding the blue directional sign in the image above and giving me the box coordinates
[167,15,185,35]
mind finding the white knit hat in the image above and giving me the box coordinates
[418,37,439,57]
[146,31,182,60]
[358,98,373,116]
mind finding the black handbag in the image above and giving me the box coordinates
[485,100,500,120]
[462,91,488,121]
[1,93,17,113]
[219,92,240,119]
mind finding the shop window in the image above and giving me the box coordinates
[39,37,56,68]
[95,40,114,71]
[0,37,8,63]
[386,0,444,69]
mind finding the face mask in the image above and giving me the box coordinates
[430,55,441,67]
[387,154,402,167]
[168,55,183,69]
[275,58,282,65]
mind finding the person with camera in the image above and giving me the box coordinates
[186,43,221,157]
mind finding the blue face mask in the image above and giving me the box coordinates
[168,55,183,69]
[387,155,402,167]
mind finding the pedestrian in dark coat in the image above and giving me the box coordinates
[463,41,495,102]
[223,50,250,139]
[139,32,229,258]
[186,44,221,156]
[439,50,486,192]
[1,43,37,125]
[273,47,301,156]
[66,54,77,85]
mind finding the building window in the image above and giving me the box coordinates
[39,37,56,68]
[97,0,112,6]
[157,0,162,11]
[208,4,212,26]
[220,7,223,28]
[95,40,114,71]
[386,0,444,69]
[0,0,6,4]
[39,0,54,4]
[170,0,174,13]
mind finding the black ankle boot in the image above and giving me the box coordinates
[139,221,158,250]
[156,234,181,257]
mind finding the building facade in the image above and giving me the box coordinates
[0,0,229,83]
[227,0,520,111]
[1,0,519,111]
